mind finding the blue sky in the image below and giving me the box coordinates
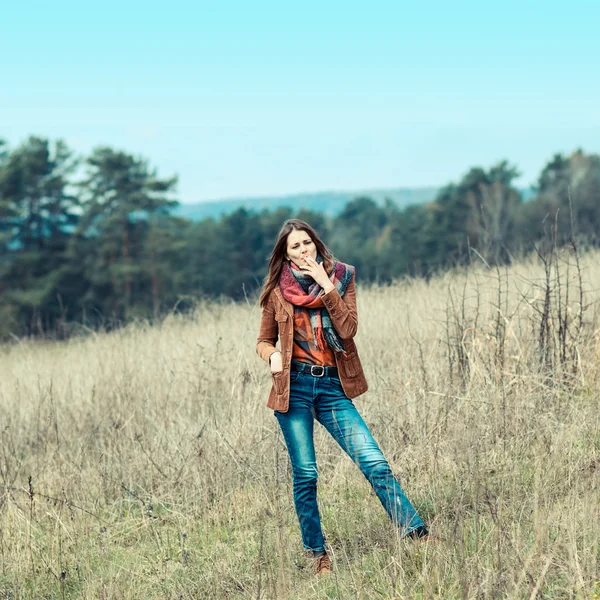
[1,0,599,203]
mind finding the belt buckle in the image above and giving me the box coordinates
[310,365,325,377]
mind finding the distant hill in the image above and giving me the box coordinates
[172,187,440,221]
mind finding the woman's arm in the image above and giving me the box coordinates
[321,275,358,339]
[256,300,281,364]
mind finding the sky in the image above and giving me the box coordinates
[1,0,599,203]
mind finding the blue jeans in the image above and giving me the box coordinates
[275,363,426,552]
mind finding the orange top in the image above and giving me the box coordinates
[291,309,336,366]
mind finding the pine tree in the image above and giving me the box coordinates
[0,136,79,335]
[72,146,178,321]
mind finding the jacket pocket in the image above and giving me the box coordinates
[341,352,361,378]
[271,370,287,395]
[275,311,288,324]
[275,313,288,341]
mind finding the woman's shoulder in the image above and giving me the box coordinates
[333,260,356,284]
[262,286,282,309]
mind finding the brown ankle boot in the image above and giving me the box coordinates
[313,553,331,576]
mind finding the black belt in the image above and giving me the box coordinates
[291,362,338,378]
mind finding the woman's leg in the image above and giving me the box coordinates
[274,375,326,552]
[316,378,426,536]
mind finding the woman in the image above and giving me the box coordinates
[256,219,429,576]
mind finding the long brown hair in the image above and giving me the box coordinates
[259,219,335,307]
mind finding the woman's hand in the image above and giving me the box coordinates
[300,257,335,293]
[270,351,283,373]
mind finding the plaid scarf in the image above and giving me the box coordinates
[279,256,355,353]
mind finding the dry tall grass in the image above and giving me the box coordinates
[1,249,599,599]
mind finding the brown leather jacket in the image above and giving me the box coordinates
[256,276,369,412]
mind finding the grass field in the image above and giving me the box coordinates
[0,249,599,599]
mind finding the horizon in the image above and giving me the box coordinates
[2,1,599,204]
[179,183,441,205]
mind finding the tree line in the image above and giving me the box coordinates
[1,135,599,340]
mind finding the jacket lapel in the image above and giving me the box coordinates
[274,287,294,319]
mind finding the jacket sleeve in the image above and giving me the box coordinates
[256,298,281,364]
[321,275,358,340]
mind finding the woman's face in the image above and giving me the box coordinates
[285,229,317,269]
